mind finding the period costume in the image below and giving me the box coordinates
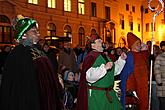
[0,16,63,110]
[120,32,149,110]
[76,34,125,110]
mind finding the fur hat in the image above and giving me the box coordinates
[86,34,101,49]
[12,15,37,40]
[88,34,101,43]
[127,32,141,49]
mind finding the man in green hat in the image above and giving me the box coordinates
[0,15,63,110]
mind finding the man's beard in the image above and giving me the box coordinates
[21,37,33,46]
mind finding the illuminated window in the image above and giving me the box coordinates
[64,25,72,38]
[28,0,38,4]
[0,15,12,43]
[47,23,56,36]
[78,0,85,15]
[118,37,126,48]
[78,27,85,46]
[64,0,71,12]
[48,0,56,8]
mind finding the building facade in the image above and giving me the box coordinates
[0,0,164,47]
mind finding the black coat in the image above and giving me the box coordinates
[0,44,63,110]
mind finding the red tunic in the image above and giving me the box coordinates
[76,51,100,110]
[126,50,149,110]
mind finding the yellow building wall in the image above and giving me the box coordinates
[0,0,164,47]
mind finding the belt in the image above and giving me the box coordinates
[87,85,113,103]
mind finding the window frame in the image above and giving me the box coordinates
[78,0,85,15]
[91,2,96,17]
[48,0,56,8]
[64,0,71,12]
[28,0,38,4]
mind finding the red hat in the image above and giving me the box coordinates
[127,32,141,48]
[88,34,101,43]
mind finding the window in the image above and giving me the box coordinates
[132,6,135,12]
[0,15,10,23]
[48,0,56,8]
[91,2,96,17]
[130,22,133,31]
[118,37,126,48]
[47,23,56,36]
[145,8,148,13]
[28,0,38,4]
[126,4,129,11]
[78,0,85,15]
[129,15,133,31]
[105,6,110,20]
[78,27,85,46]
[64,0,71,12]
[151,22,156,31]
[0,15,12,43]
[121,20,124,29]
[138,24,140,32]
[119,14,124,29]
[146,23,149,32]
[64,25,72,38]
[91,29,96,35]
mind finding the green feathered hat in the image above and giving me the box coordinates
[13,15,37,40]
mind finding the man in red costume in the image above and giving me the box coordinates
[120,32,149,110]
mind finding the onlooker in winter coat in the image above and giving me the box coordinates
[154,41,165,110]
[58,42,76,73]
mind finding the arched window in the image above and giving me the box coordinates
[78,27,85,46]
[64,25,72,38]
[118,37,126,48]
[0,15,12,43]
[47,23,56,36]
[91,29,96,35]
[0,15,10,23]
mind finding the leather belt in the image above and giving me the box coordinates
[87,85,113,103]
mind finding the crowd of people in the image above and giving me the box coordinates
[0,15,165,110]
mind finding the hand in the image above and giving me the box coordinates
[158,83,163,86]
[120,52,127,60]
[104,51,108,55]
[113,80,121,93]
[104,62,113,70]
[141,43,148,51]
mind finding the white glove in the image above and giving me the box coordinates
[113,80,121,93]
